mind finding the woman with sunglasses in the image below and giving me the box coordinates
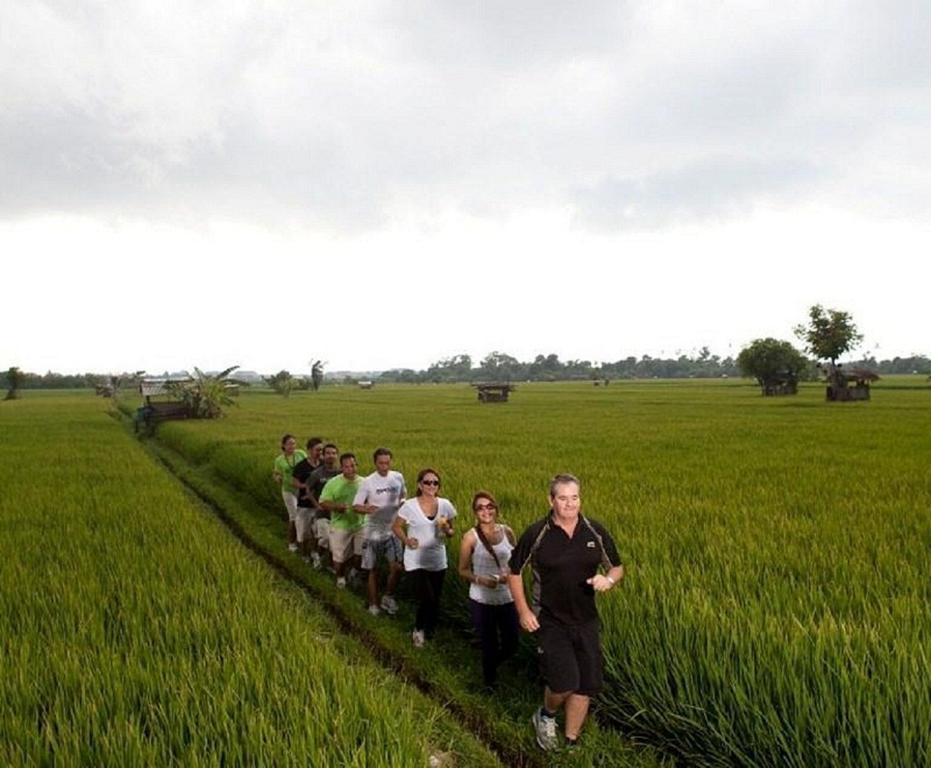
[457,491,519,688]
[393,468,457,648]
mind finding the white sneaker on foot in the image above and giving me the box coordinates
[367,604,381,616]
[336,577,347,589]
[288,543,299,552]
[380,594,398,615]
[411,629,425,648]
[311,552,322,570]
[532,708,559,751]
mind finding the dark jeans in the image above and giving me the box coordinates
[469,598,519,685]
[411,568,446,637]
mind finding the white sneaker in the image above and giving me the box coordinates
[311,552,322,570]
[532,708,559,751]
[380,594,398,615]
[288,543,299,552]
[367,604,381,616]
[411,629,425,648]
[336,577,347,589]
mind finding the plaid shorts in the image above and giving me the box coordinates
[361,535,403,570]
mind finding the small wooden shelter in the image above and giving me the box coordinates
[135,377,193,431]
[761,371,798,397]
[473,383,516,403]
[825,366,879,402]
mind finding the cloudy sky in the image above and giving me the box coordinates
[2,1,929,375]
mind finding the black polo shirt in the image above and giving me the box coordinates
[509,512,621,626]
[292,458,321,508]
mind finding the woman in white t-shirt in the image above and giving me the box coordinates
[457,490,518,688]
[392,468,457,648]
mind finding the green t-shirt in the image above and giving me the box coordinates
[274,450,307,495]
[319,474,364,531]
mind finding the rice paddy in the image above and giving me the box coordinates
[2,379,928,766]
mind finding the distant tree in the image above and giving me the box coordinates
[4,366,23,400]
[479,351,521,381]
[167,366,239,419]
[310,360,325,391]
[794,305,863,369]
[266,370,295,397]
[737,339,808,394]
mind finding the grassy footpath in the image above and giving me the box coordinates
[0,394,507,767]
[138,404,667,768]
[136,379,931,767]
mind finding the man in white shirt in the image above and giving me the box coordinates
[353,448,407,615]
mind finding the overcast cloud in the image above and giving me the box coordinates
[5,1,931,228]
[1,1,929,373]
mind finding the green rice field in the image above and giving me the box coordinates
[0,395,503,767]
[2,379,929,766]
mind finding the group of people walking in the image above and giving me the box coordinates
[273,435,624,752]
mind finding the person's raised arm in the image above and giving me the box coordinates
[588,563,624,592]
[352,483,377,515]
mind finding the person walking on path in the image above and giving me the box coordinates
[305,443,341,565]
[272,434,306,552]
[457,490,519,688]
[353,447,407,616]
[291,437,324,565]
[319,453,365,589]
[507,473,624,751]
[393,468,456,648]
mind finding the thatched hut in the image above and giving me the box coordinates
[825,366,879,401]
[473,383,516,403]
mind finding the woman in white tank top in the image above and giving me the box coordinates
[457,490,519,688]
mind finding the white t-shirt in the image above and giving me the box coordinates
[397,496,457,572]
[353,470,407,540]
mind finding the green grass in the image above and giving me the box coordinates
[0,394,505,767]
[140,379,930,767]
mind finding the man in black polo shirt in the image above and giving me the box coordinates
[507,473,624,751]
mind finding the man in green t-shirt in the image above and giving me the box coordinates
[319,453,365,589]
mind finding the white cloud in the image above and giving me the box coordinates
[1,2,929,371]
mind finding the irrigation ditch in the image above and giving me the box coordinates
[112,407,667,768]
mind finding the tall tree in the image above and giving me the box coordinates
[4,366,23,400]
[794,305,863,368]
[737,339,808,394]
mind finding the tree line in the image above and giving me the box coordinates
[4,354,930,392]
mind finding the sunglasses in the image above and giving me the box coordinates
[474,503,497,512]
[421,479,440,486]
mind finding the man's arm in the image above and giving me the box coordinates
[318,480,346,512]
[588,523,625,592]
[588,564,624,592]
[352,480,377,514]
[507,573,539,632]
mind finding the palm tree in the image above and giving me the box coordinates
[168,366,239,418]
[310,359,325,391]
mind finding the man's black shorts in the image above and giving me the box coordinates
[537,618,603,695]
